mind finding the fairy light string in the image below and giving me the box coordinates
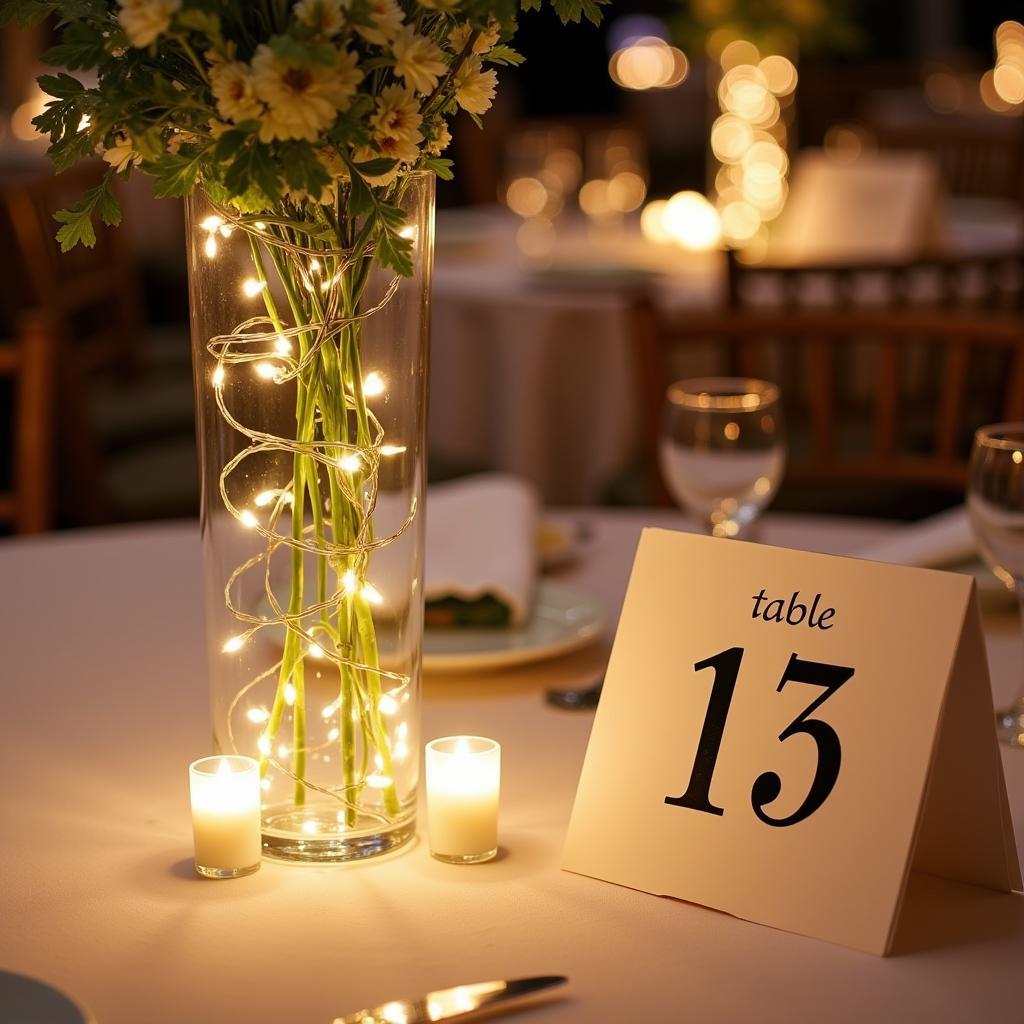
[203,199,416,827]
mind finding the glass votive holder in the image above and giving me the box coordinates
[425,736,501,864]
[188,755,262,879]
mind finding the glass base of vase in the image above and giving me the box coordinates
[194,861,261,879]
[261,808,415,863]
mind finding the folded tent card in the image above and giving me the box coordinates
[563,527,1020,956]
[424,474,539,628]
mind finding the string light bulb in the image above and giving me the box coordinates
[200,215,223,233]
[284,683,297,706]
[246,707,270,724]
[222,634,246,653]
[363,372,386,397]
[361,583,384,605]
[275,335,291,355]
[239,509,258,529]
[254,361,280,381]
[212,366,225,388]
[204,235,218,259]
[379,694,399,715]
[380,444,406,456]
[342,569,359,594]
[338,453,361,473]
[242,278,265,298]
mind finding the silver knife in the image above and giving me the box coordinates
[333,975,568,1024]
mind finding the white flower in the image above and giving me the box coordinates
[391,26,447,95]
[448,20,500,55]
[117,0,181,48]
[425,121,451,156]
[210,61,263,123]
[454,56,497,115]
[370,84,423,156]
[355,0,404,46]
[294,0,346,36]
[102,134,140,173]
[251,45,362,143]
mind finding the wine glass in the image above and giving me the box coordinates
[660,377,786,538]
[967,422,1024,747]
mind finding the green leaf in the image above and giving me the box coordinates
[279,142,332,197]
[212,122,258,163]
[352,157,397,177]
[37,72,86,100]
[486,44,525,66]
[0,0,59,26]
[46,123,95,171]
[550,0,607,25]
[423,157,455,181]
[52,170,120,251]
[373,201,414,277]
[149,149,207,198]
[268,34,337,65]
[224,142,280,203]
[42,20,107,70]
[329,96,373,150]
[176,8,222,41]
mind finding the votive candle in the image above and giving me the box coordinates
[189,755,262,878]
[425,736,500,864]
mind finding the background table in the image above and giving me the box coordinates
[3,511,1023,1023]
[428,203,1024,504]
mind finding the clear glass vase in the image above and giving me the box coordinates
[186,172,433,862]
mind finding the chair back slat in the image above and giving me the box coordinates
[0,312,55,533]
[805,335,835,460]
[874,337,900,456]
[935,341,969,458]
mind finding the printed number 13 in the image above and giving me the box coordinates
[664,647,854,827]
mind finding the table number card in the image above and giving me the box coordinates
[562,528,1021,956]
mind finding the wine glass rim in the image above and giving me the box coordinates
[975,422,1024,450]
[666,377,779,411]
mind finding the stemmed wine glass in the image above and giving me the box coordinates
[967,423,1024,747]
[660,377,786,538]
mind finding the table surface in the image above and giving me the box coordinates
[3,511,1023,1024]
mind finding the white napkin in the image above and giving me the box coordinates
[857,505,975,568]
[425,473,539,626]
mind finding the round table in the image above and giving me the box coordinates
[2,511,1022,1022]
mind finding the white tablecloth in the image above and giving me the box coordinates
[2,512,1023,1023]
[429,214,722,504]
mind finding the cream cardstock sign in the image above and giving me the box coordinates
[562,528,1021,956]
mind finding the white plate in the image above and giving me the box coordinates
[422,581,605,673]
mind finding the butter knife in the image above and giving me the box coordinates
[333,975,568,1024]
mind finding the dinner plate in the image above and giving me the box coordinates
[422,581,605,673]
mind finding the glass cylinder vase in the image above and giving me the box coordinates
[186,172,433,862]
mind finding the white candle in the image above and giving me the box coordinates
[425,736,500,864]
[189,755,262,878]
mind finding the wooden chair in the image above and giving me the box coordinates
[2,162,144,375]
[0,311,55,533]
[861,112,1024,202]
[631,303,1024,508]
[726,248,1024,314]
[2,165,197,525]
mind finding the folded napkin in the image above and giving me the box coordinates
[857,505,975,568]
[425,474,539,627]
